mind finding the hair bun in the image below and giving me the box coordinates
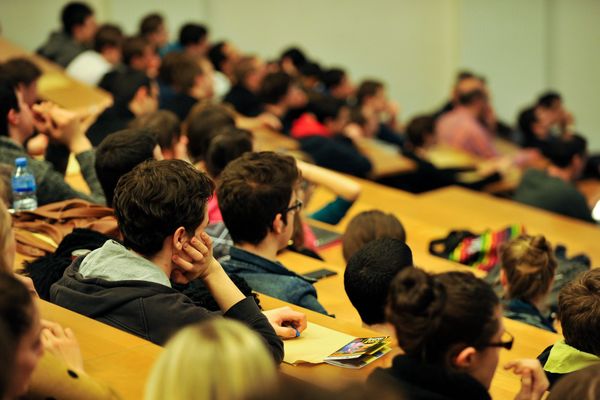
[530,235,551,253]
[388,268,445,317]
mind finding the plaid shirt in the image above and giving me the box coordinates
[0,136,105,205]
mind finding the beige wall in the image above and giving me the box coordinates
[1,0,598,148]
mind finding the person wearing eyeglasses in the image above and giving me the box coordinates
[368,267,549,400]
[218,151,328,315]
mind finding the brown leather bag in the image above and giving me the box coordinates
[13,199,120,257]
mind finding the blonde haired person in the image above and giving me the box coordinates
[146,318,278,400]
[500,234,557,332]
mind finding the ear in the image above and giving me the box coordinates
[7,109,19,126]
[453,346,478,369]
[272,213,284,235]
[171,226,188,253]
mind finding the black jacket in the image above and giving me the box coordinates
[50,257,284,363]
[299,135,373,178]
[223,84,264,117]
[368,355,491,400]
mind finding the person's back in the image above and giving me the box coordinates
[37,2,97,67]
[538,268,600,387]
[513,135,592,223]
[218,152,328,314]
[500,235,557,332]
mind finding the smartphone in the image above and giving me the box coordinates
[303,268,338,281]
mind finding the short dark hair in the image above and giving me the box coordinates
[388,268,500,364]
[113,160,214,257]
[342,210,406,262]
[542,134,587,168]
[0,74,19,137]
[457,89,487,106]
[218,152,299,245]
[0,273,34,374]
[61,2,94,36]
[308,95,345,124]
[204,127,253,179]
[280,47,307,68]
[405,115,435,149]
[345,238,413,325]
[99,68,151,109]
[322,68,346,90]
[129,110,181,152]
[537,91,562,109]
[558,268,600,356]
[93,24,123,53]
[139,13,164,37]
[356,80,383,105]
[186,104,235,162]
[259,72,292,105]
[159,53,202,93]
[299,62,322,79]
[95,128,158,207]
[232,56,259,86]
[517,107,538,139]
[547,364,600,400]
[122,36,149,67]
[179,23,208,47]
[208,41,227,72]
[1,58,42,86]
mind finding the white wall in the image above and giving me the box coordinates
[1,0,599,148]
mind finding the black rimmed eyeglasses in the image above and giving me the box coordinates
[483,330,514,351]
[284,200,304,214]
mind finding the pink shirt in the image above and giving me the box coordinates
[207,194,223,223]
[436,108,498,159]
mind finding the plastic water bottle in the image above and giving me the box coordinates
[12,157,38,211]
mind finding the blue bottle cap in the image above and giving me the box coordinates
[15,157,28,167]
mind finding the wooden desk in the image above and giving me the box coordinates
[38,300,161,400]
[419,186,600,265]
[354,138,415,178]
[0,37,112,115]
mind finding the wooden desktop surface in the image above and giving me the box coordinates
[0,37,112,115]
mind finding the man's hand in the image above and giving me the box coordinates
[504,359,549,400]
[172,232,220,284]
[31,102,91,154]
[41,320,85,373]
[14,274,38,297]
[263,306,307,339]
[257,113,283,131]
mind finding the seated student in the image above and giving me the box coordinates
[158,53,212,120]
[369,267,549,400]
[88,69,157,146]
[344,238,413,336]
[129,110,187,160]
[66,24,123,86]
[186,103,237,165]
[513,134,593,222]
[378,115,501,193]
[291,96,372,177]
[223,56,267,117]
[50,159,304,357]
[0,58,51,158]
[100,36,159,82]
[500,235,557,332]
[259,71,308,134]
[37,2,97,67]
[145,318,278,400]
[203,127,253,224]
[433,71,484,120]
[94,128,162,207]
[355,80,403,146]
[218,152,328,314]
[342,210,406,262]
[517,106,556,151]
[0,75,105,205]
[547,364,600,400]
[160,23,210,59]
[537,91,575,137]
[321,68,355,101]
[538,269,600,387]
[139,13,169,53]
[0,273,120,400]
[279,47,308,77]
[298,62,323,92]
[208,41,239,100]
